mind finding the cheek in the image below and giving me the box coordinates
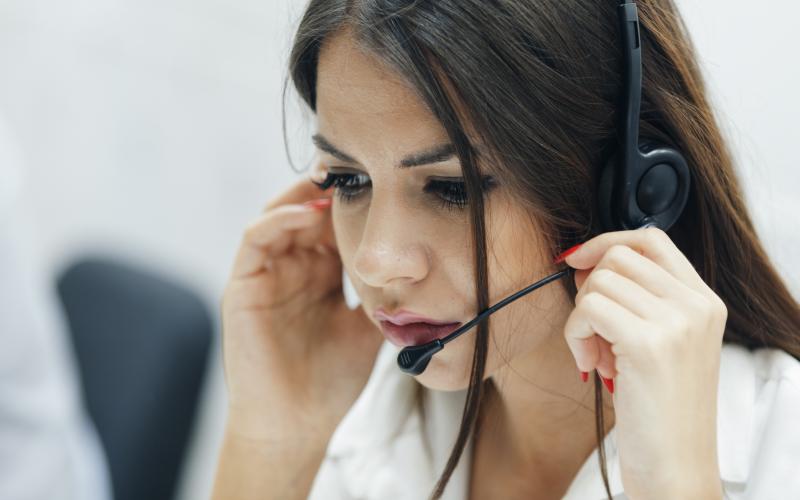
[331,206,363,266]
[416,288,568,392]
[483,278,572,376]
[486,289,559,377]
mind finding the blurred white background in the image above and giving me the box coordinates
[0,1,797,499]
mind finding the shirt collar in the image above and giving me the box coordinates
[327,341,417,457]
[326,342,755,498]
[714,343,756,483]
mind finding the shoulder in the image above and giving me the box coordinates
[746,345,800,453]
[723,342,800,414]
[750,344,800,387]
[716,343,800,497]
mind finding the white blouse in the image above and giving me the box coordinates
[308,340,800,499]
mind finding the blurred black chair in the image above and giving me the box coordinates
[56,257,214,500]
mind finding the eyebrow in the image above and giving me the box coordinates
[311,133,457,169]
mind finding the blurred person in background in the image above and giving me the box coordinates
[0,114,111,500]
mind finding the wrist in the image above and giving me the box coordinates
[669,482,723,500]
[214,418,329,500]
[225,408,333,448]
[656,467,723,500]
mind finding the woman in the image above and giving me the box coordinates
[212,1,800,499]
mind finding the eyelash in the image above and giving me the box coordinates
[311,172,496,211]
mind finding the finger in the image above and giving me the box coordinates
[594,336,617,379]
[263,176,335,212]
[564,291,646,371]
[564,226,706,294]
[573,268,591,290]
[574,335,616,381]
[574,335,601,376]
[261,176,338,252]
[231,204,328,279]
[574,267,664,321]
[248,204,330,247]
[294,202,338,253]
[227,243,343,311]
[593,244,694,301]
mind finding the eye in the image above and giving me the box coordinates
[425,179,468,210]
[425,177,497,212]
[312,172,370,203]
[312,172,496,210]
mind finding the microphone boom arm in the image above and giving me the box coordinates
[397,268,572,375]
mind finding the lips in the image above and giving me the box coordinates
[374,308,462,347]
[378,320,462,347]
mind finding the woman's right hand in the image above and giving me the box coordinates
[220,176,383,443]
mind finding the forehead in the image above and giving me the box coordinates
[315,28,448,153]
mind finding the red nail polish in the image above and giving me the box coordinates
[553,243,583,264]
[303,198,332,210]
[601,377,614,394]
[580,371,589,382]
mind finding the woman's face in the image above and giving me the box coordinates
[314,29,571,391]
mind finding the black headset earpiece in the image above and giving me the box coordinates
[597,0,691,232]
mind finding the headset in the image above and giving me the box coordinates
[396,0,691,375]
[598,0,691,232]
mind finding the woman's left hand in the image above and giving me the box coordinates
[561,226,728,500]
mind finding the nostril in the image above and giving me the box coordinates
[353,252,428,288]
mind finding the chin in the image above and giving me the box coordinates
[412,350,473,391]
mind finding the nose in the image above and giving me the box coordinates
[352,203,430,289]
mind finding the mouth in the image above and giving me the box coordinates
[373,308,462,347]
[377,320,462,347]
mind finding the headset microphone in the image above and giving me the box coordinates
[397,0,691,375]
[397,268,570,375]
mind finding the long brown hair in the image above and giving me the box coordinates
[284,1,800,498]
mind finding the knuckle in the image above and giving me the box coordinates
[700,293,729,336]
[243,221,261,242]
[665,310,690,336]
[644,226,668,246]
[636,332,662,361]
[581,291,604,312]
[594,267,616,282]
[683,289,710,313]
[603,244,631,267]
[588,268,615,291]
[686,289,727,323]
[698,295,717,318]
[718,304,729,326]
[712,294,728,320]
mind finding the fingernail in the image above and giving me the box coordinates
[601,376,614,394]
[580,371,589,383]
[303,198,332,210]
[553,243,583,264]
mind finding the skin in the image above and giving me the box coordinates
[213,27,727,500]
